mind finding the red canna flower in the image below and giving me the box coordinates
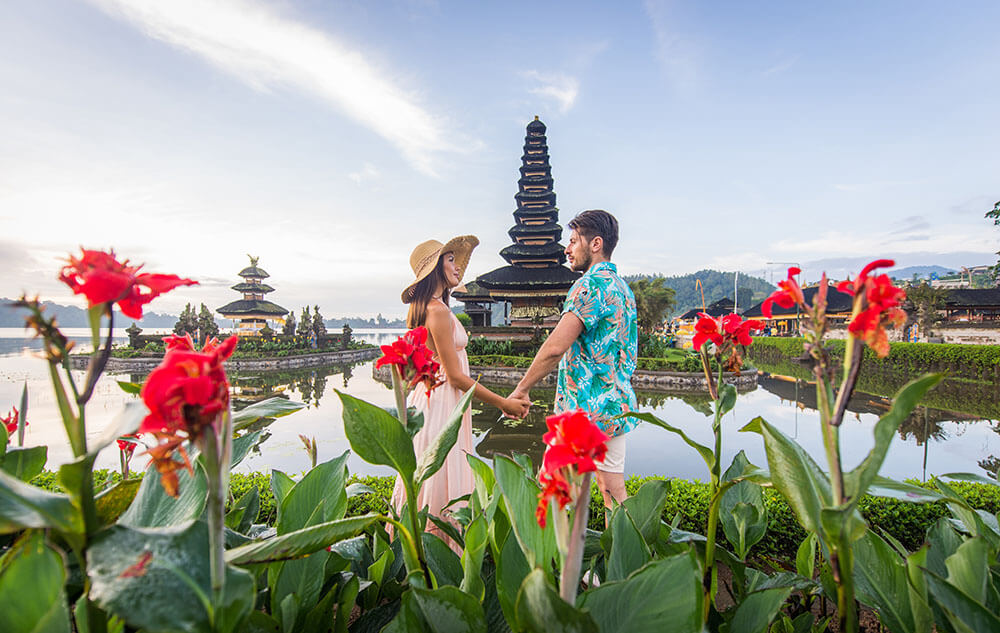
[837,260,906,357]
[59,248,197,319]
[536,410,608,527]
[139,335,238,496]
[117,433,139,456]
[762,267,805,318]
[693,313,766,371]
[375,327,442,396]
[2,406,21,439]
[692,313,725,351]
[722,313,767,346]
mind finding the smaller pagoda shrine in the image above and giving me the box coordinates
[216,255,289,336]
[473,117,580,326]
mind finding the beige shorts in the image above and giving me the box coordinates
[598,433,627,474]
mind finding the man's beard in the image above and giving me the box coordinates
[570,250,591,272]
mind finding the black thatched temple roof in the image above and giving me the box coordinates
[238,265,270,279]
[743,284,854,318]
[231,282,275,293]
[944,288,1000,307]
[216,299,288,316]
[477,265,580,289]
[678,298,736,320]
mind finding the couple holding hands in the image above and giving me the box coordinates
[390,209,639,545]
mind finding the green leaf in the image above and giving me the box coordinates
[17,381,27,448]
[231,397,306,427]
[0,531,72,633]
[0,469,83,535]
[740,416,831,537]
[116,380,142,395]
[278,452,349,534]
[795,533,818,580]
[944,537,990,604]
[411,585,488,633]
[87,304,103,352]
[606,506,651,582]
[925,568,1000,633]
[0,446,47,481]
[466,453,497,515]
[117,453,208,528]
[88,521,255,633]
[225,485,260,534]
[578,551,704,633]
[383,590,428,633]
[95,479,142,526]
[942,472,1000,488]
[852,530,933,633]
[230,430,262,470]
[495,528,532,627]
[415,385,475,485]
[337,390,416,481]
[843,374,942,502]
[720,480,767,560]
[867,477,946,503]
[925,519,964,578]
[716,383,738,419]
[626,412,715,473]
[729,587,794,633]
[422,532,463,588]
[514,568,598,633]
[722,450,767,483]
[270,469,295,527]
[226,514,378,566]
[494,455,556,569]
[346,482,375,497]
[460,516,488,600]
[621,479,670,546]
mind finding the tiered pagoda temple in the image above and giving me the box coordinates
[474,117,579,326]
[216,256,289,336]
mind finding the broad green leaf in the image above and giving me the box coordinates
[226,515,378,565]
[934,479,1000,544]
[383,590,428,632]
[334,573,360,633]
[88,521,255,633]
[415,385,474,485]
[278,451,349,534]
[722,450,767,483]
[720,480,767,560]
[729,587,794,633]
[95,479,142,526]
[271,554,325,628]
[944,538,990,604]
[494,455,556,569]
[231,397,306,427]
[514,568,598,633]
[0,531,72,633]
[925,568,1000,633]
[225,485,260,534]
[621,479,670,545]
[270,470,295,527]
[853,530,933,633]
[0,446,47,481]
[337,391,416,481]
[346,482,375,497]
[513,452,535,475]
[795,533,817,580]
[740,417,830,537]
[0,469,83,535]
[843,374,942,502]
[411,585,488,633]
[626,412,715,472]
[495,528,532,627]
[606,506,650,582]
[422,532,463,588]
[867,477,946,503]
[820,505,867,546]
[17,382,27,447]
[460,516,488,600]
[117,453,207,528]
[942,472,1000,487]
[116,380,142,395]
[925,519,964,578]
[87,304,103,352]
[716,383,738,419]
[230,430,262,470]
[578,551,704,633]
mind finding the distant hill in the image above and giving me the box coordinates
[324,315,406,329]
[0,297,183,329]
[887,265,957,280]
[625,270,775,317]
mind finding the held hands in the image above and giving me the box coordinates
[500,395,531,420]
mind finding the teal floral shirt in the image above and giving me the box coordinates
[555,261,639,437]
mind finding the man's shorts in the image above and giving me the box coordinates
[598,433,627,474]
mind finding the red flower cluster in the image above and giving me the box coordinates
[59,248,197,319]
[375,327,442,396]
[837,260,907,357]
[2,406,21,438]
[117,433,139,456]
[536,410,608,528]
[762,267,805,318]
[139,334,238,496]
[693,313,766,351]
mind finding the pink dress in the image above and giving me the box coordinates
[391,309,475,550]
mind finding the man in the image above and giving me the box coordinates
[511,209,638,511]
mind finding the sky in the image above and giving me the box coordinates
[2,1,999,319]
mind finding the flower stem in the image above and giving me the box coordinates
[391,367,408,429]
[403,480,432,588]
[703,367,725,620]
[200,419,230,609]
[699,348,717,401]
[560,471,593,604]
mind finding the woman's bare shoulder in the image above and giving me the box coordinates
[425,301,451,318]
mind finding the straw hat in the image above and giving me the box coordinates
[401,235,480,304]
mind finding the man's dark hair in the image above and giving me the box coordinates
[568,209,619,257]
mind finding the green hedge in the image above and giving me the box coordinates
[468,353,722,373]
[37,470,999,562]
[750,337,1000,381]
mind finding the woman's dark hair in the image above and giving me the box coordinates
[568,209,619,257]
[407,256,450,328]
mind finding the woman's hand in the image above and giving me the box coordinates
[500,396,531,420]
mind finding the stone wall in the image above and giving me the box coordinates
[70,347,380,373]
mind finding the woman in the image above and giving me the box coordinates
[391,235,530,546]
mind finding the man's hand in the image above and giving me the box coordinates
[500,396,531,419]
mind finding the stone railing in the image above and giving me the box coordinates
[69,346,380,373]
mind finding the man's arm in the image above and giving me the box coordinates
[510,311,583,400]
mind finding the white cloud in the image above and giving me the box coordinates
[833,180,918,192]
[643,0,699,91]
[347,162,379,185]
[762,56,797,76]
[86,0,466,175]
[523,70,580,114]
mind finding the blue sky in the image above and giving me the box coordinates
[2,1,999,318]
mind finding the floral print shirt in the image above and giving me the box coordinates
[555,261,639,437]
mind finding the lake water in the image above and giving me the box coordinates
[1,327,998,482]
